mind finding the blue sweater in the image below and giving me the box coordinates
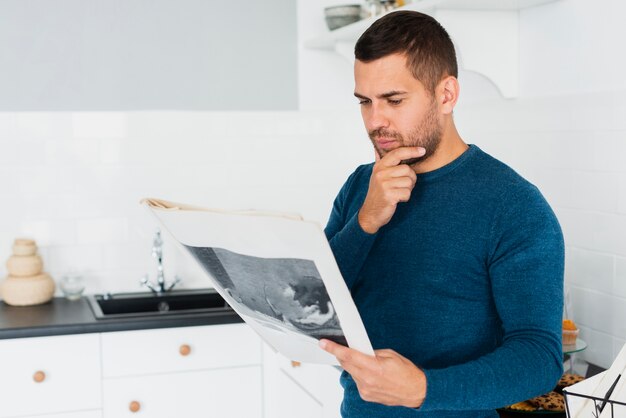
[324,145,564,417]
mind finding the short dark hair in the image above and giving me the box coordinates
[355,10,458,95]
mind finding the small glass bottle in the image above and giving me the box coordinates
[60,272,86,301]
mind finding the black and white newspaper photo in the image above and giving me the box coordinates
[141,198,373,365]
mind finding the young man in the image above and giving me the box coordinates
[320,10,564,418]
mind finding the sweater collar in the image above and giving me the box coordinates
[415,144,478,183]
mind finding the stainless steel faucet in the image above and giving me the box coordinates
[140,229,181,294]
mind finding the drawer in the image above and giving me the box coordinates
[101,323,261,378]
[103,366,262,418]
[0,333,101,418]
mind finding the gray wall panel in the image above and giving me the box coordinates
[0,0,297,110]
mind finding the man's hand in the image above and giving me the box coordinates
[358,147,425,234]
[319,339,427,408]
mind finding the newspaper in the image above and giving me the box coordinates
[141,198,374,365]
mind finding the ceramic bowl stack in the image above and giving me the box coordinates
[0,239,55,306]
[324,4,363,30]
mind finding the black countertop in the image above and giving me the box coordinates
[0,296,243,340]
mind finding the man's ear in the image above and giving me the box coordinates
[438,76,459,115]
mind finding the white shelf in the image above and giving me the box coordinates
[304,0,560,98]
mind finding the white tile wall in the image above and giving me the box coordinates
[616,258,626,299]
[514,0,626,368]
[569,287,614,336]
[455,91,626,368]
[16,113,73,139]
[577,325,615,369]
[72,112,128,139]
[565,248,613,295]
[0,110,371,295]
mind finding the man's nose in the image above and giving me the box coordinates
[365,102,390,132]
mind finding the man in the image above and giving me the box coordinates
[320,10,564,418]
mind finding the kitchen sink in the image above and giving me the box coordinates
[87,288,232,319]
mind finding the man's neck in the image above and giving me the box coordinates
[411,123,468,174]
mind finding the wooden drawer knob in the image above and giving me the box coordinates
[33,370,46,383]
[291,361,301,368]
[179,344,191,356]
[129,401,141,413]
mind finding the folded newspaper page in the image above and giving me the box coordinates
[141,198,374,365]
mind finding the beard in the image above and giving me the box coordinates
[368,101,442,166]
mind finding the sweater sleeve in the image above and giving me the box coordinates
[324,167,378,290]
[419,185,565,411]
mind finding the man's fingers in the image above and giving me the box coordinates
[385,164,418,182]
[379,147,426,167]
[384,176,415,190]
[319,339,373,369]
[320,339,364,375]
[319,339,353,362]
[372,164,417,188]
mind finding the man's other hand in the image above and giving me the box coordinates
[358,147,425,234]
[319,338,427,408]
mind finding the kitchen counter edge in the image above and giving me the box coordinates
[0,296,243,340]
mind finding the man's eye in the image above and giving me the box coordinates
[358,100,370,105]
[388,99,403,105]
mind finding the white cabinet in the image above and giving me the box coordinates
[101,324,263,418]
[0,323,344,418]
[102,367,261,418]
[0,324,263,418]
[0,334,101,418]
[263,344,343,418]
[101,324,261,377]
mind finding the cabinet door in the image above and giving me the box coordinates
[0,334,101,418]
[277,353,343,416]
[103,366,262,418]
[274,369,324,418]
[263,344,342,418]
[101,324,261,378]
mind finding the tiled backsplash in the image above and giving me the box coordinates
[1,90,625,367]
[454,91,626,368]
[0,110,371,295]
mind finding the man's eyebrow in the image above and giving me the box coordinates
[354,90,408,100]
